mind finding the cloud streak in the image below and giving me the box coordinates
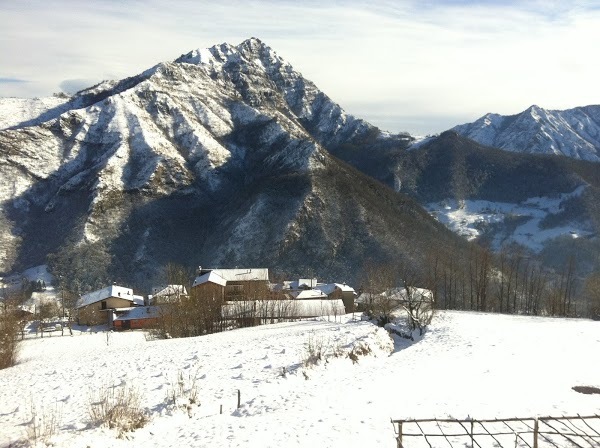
[0,77,28,84]
[1,1,599,134]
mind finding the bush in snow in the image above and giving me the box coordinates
[88,384,149,437]
[0,301,21,369]
[302,333,327,368]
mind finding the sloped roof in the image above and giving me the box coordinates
[199,268,268,281]
[356,287,433,304]
[192,271,227,287]
[316,283,356,295]
[222,299,345,319]
[152,285,187,297]
[76,285,134,309]
[211,268,269,282]
[294,289,327,300]
[114,306,160,321]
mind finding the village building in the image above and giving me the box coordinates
[76,285,144,326]
[113,306,161,330]
[149,284,187,304]
[356,286,433,310]
[271,278,358,313]
[192,268,270,301]
[315,283,357,313]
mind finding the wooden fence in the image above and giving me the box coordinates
[391,415,600,448]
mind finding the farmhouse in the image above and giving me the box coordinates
[149,284,187,304]
[315,283,357,313]
[222,298,346,325]
[192,268,270,300]
[76,285,144,326]
[356,286,433,309]
[272,278,358,313]
[113,306,160,330]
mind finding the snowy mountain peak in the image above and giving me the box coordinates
[452,104,600,161]
[0,37,418,281]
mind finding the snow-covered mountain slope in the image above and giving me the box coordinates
[0,38,448,285]
[383,131,600,274]
[452,104,600,161]
[0,96,70,130]
[426,186,594,252]
[1,312,598,447]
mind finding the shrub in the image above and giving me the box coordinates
[347,342,372,364]
[0,306,20,369]
[88,384,149,437]
[302,334,328,368]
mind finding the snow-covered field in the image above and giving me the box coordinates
[1,311,599,447]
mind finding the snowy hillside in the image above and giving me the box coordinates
[452,105,600,161]
[1,312,598,447]
[427,186,594,252]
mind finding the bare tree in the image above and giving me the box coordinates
[398,264,434,336]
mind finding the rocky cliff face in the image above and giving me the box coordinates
[452,105,600,161]
[0,38,452,289]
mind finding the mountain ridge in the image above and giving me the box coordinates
[451,104,600,161]
[0,38,456,291]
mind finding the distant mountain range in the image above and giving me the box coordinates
[2,38,600,290]
[451,105,600,161]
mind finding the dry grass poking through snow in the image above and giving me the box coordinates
[164,370,201,418]
[26,401,62,446]
[87,384,149,438]
[302,330,391,370]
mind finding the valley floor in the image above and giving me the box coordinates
[1,311,599,447]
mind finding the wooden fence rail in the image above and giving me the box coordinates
[391,415,600,448]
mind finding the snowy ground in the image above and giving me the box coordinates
[1,311,599,447]
[427,186,592,251]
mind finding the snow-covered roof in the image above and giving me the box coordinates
[114,306,160,321]
[316,283,356,295]
[294,289,327,300]
[132,295,144,306]
[192,271,227,287]
[76,285,135,309]
[152,284,187,297]
[210,268,269,282]
[222,299,345,319]
[356,287,433,304]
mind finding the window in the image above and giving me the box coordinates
[101,301,107,310]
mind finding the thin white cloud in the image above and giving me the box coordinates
[1,1,599,134]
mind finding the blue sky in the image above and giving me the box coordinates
[1,1,599,135]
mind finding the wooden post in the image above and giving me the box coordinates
[533,418,539,448]
[220,404,223,415]
[471,419,474,448]
[237,389,241,408]
[397,422,403,448]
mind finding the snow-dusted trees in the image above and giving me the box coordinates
[0,297,21,369]
[361,260,397,325]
